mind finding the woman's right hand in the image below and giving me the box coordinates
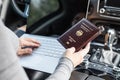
[64,43,90,67]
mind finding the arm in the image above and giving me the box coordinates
[46,43,90,80]
[46,57,74,80]
[0,19,29,80]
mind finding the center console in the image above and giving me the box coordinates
[76,0,120,80]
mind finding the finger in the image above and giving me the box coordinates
[84,42,90,51]
[65,47,75,54]
[81,42,90,56]
[20,38,40,46]
[64,47,75,57]
[17,48,32,56]
[77,42,90,57]
[22,41,40,47]
[20,38,41,47]
[25,38,40,44]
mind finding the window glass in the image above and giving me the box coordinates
[27,0,59,27]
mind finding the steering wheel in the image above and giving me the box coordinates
[11,0,30,18]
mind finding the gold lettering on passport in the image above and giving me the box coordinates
[80,21,95,33]
[82,22,93,31]
[76,30,83,37]
[81,24,90,32]
[66,41,70,45]
[68,36,76,43]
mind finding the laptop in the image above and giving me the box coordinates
[19,0,65,73]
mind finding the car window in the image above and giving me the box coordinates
[28,0,59,27]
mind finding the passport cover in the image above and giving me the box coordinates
[57,18,101,51]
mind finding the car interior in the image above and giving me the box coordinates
[1,0,120,80]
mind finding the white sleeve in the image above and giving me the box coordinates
[0,19,29,80]
[46,57,74,80]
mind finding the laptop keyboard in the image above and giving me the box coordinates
[22,34,66,58]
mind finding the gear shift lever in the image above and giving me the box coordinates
[104,29,117,50]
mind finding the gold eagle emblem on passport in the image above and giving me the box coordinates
[76,30,83,36]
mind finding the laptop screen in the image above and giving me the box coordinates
[27,0,59,28]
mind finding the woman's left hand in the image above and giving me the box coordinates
[17,38,40,56]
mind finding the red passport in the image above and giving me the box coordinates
[57,18,101,51]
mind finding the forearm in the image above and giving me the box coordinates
[46,57,74,80]
[0,19,29,80]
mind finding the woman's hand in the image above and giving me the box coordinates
[64,43,90,67]
[17,38,40,56]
